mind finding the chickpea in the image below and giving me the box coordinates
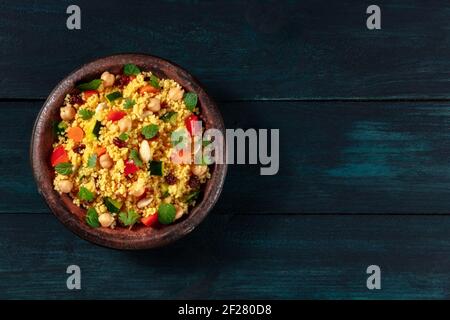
[168,87,184,101]
[101,71,115,87]
[60,106,76,121]
[192,165,207,177]
[98,213,114,228]
[118,117,132,133]
[58,179,73,193]
[175,206,185,221]
[99,153,113,169]
[129,181,145,197]
[147,98,161,112]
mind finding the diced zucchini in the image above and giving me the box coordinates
[149,160,163,176]
[160,183,170,198]
[92,120,102,138]
[103,197,122,213]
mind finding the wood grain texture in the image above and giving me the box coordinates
[5,100,450,214]
[2,0,450,99]
[1,213,450,299]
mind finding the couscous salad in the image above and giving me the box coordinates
[50,64,210,229]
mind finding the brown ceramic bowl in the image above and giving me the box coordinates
[30,54,227,250]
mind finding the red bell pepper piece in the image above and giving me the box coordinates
[124,160,138,175]
[185,115,200,136]
[107,110,127,121]
[83,90,98,100]
[141,214,158,227]
[51,145,69,166]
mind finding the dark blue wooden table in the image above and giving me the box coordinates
[3,0,450,299]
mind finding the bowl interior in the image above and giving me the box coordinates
[31,54,227,249]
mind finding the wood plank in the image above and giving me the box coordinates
[2,0,450,99]
[6,100,450,214]
[1,213,450,299]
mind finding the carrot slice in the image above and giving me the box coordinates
[139,85,159,94]
[67,126,84,142]
[95,146,107,156]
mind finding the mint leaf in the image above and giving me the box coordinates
[183,190,200,204]
[77,79,102,91]
[86,208,100,228]
[141,124,159,139]
[149,74,160,89]
[79,109,94,120]
[129,149,143,167]
[119,210,140,227]
[106,91,122,102]
[87,154,97,168]
[78,186,94,202]
[123,98,135,109]
[184,92,198,111]
[123,64,141,76]
[158,203,176,224]
[55,162,73,175]
[118,133,129,141]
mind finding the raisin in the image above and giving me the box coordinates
[188,175,200,189]
[113,137,127,148]
[165,173,177,185]
[116,75,132,88]
[70,94,84,105]
[72,144,86,154]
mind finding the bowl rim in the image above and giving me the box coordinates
[30,53,227,250]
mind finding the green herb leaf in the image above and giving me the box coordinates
[158,203,176,224]
[141,124,159,139]
[118,133,129,141]
[119,210,140,227]
[183,190,200,204]
[106,91,122,102]
[78,186,94,202]
[160,111,178,124]
[103,197,122,213]
[184,92,198,111]
[123,98,135,109]
[77,79,102,91]
[79,109,95,120]
[87,154,97,168]
[92,120,103,138]
[55,162,73,175]
[129,149,143,167]
[86,208,100,228]
[149,74,160,89]
[123,64,141,76]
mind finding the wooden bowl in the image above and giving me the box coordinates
[30,54,227,250]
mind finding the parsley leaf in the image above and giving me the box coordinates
[78,186,94,202]
[77,79,102,91]
[79,109,94,120]
[123,64,141,76]
[129,149,143,167]
[149,74,160,89]
[123,98,135,109]
[87,154,97,168]
[106,91,122,102]
[184,92,198,111]
[55,162,73,175]
[158,203,176,224]
[85,208,100,228]
[119,210,140,227]
[141,124,159,139]
[118,133,128,141]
